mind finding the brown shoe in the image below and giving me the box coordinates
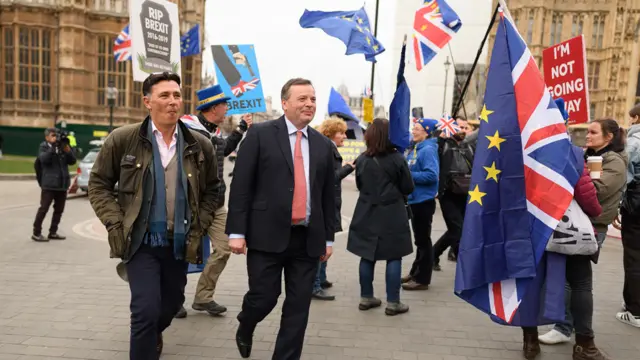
[523,329,540,359]
[402,280,429,291]
[573,335,609,360]
[401,275,412,284]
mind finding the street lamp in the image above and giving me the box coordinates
[442,56,452,114]
[106,81,118,133]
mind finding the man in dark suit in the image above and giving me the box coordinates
[226,78,336,360]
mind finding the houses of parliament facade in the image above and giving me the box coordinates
[0,0,204,128]
[489,0,640,126]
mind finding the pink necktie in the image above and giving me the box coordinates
[292,131,307,223]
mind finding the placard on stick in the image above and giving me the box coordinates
[542,35,590,125]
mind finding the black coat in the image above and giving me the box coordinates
[333,145,355,233]
[347,151,415,261]
[37,141,76,191]
[226,117,336,257]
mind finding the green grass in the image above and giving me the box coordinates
[0,155,78,174]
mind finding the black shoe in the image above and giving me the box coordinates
[192,301,227,316]
[235,325,252,358]
[157,333,163,356]
[174,306,187,319]
[433,263,442,271]
[320,280,333,289]
[48,233,66,240]
[447,251,457,262]
[31,234,48,242]
[312,289,335,301]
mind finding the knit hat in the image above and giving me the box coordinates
[415,118,439,136]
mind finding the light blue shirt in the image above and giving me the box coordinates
[229,117,332,246]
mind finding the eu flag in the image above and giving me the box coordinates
[453,7,580,325]
[181,24,201,57]
[388,40,410,153]
[299,7,385,62]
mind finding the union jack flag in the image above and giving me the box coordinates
[231,78,260,97]
[413,0,462,71]
[437,113,460,137]
[454,5,580,324]
[114,24,131,62]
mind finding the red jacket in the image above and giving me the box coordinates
[574,163,602,218]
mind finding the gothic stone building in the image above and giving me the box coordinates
[0,0,204,128]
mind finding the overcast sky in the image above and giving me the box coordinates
[203,0,492,123]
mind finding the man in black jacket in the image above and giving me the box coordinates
[32,128,76,242]
[177,84,251,318]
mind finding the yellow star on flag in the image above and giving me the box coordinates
[358,18,363,24]
[373,45,379,51]
[479,104,493,123]
[366,37,371,45]
[486,131,506,151]
[483,162,502,183]
[468,185,487,205]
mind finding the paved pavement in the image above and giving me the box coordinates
[0,165,638,360]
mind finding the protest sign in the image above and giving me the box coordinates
[129,0,181,82]
[363,98,374,123]
[338,140,366,163]
[542,35,590,125]
[211,44,266,115]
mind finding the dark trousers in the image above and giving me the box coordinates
[33,189,67,236]
[238,227,319,360]
[359,258,401,302]
[127,244,188,360]
[621,208,640,316]
[433,191,467,263]
[408,199,436,285]
[553,255,595,338]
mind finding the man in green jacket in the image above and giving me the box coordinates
[88,72,219,360]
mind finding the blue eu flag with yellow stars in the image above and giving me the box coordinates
[454,7,580,326]
[299,7,385,62]
[181,24,201,57]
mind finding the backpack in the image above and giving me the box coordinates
[443,141,474,195]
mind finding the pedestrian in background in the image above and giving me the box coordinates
[311,116,355,301]
[32,128,76,242]
[402,118,439,291]
[347,118,414,316]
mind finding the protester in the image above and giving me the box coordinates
[539,118,627,360]
[311,116,355,301]
[176,84,252,318]
[401,118,439,291]
[347,118,414,315]
[226,78,336,359]
[432,126,473,269]
[32,128,76,242]
[616,104,640,327]
[87,72,220,359]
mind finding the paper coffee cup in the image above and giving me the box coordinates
[587,156,603,179]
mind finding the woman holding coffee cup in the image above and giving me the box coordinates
[539,118,627,359]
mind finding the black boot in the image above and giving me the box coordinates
[522,327,540,360]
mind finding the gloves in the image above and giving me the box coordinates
[107,226,127,259]
[237,119,248,132]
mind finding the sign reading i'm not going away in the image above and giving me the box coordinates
[129,0,181,82]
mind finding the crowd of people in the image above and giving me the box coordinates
[68,70,640,360]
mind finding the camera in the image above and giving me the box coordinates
[55,129,70,148]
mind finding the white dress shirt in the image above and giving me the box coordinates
[151,121,178,168]
[229,117,333,246]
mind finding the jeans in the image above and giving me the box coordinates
[359,258,401,302]
[433,192,467,263]
[312,260,328,292]
[552,233,602,338]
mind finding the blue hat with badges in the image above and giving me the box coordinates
[415,118,439,136]
[196,84,231,111]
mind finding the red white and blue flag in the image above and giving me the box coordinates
[113,24,131,62]
[437,113,460,137]
[453,5,580,325]
[413,0,462,71]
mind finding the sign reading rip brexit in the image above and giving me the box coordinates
[542,35,590,125]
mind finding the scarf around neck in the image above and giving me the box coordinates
[146,120,188,260]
